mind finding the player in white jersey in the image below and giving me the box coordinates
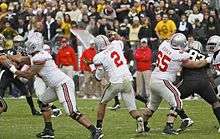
[206,35,220,133]
[92,35,145,135]
[7,32,103,139]
[142,33,212,135]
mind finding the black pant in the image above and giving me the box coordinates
[0,70,28,98]
[178,79,218,105]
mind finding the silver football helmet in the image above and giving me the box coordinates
[188,41,203,53]
[170,33,187,50]
[94,35,110,52]
[206,35,220,53]
[25,32,44,54]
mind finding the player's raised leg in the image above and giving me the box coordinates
[57,79,103,139]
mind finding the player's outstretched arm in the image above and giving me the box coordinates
[7,54,31,65]
[182,58,210,69]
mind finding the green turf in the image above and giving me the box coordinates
[0,98,219,139]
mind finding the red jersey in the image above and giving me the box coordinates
[134,47,152,71]
[55,45,77,70]
[80,47,97,72]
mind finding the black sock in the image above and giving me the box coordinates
[166,122,174,128]
[88,125,96,133]
[45,122,53,130]
[114,96,120,105]
[178,109,189,120]
[51,105,57,110]
[96,120,103,128]
[213,107,220,124]
[26,96,35,111]
[135,95,148,104]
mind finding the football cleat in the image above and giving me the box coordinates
[177,118,194,132]
[51,108,62,118]
[91,128,104,139]
[110,103,120,111]
[36,128,54,139]
[162,125,179,135]
[136,117,145,133]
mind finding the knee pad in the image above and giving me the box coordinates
[70,111,83,121]
[37,100,50,112]
[0,97,7,112]
[167,107,178,118]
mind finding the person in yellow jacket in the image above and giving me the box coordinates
[155,13,176,40]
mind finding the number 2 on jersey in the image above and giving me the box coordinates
[111,51,123,67]
[157,51,171,72]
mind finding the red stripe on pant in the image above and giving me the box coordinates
[62,83,74,114]
[163,80,181,108]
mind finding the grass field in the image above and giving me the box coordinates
[0,98,219,139]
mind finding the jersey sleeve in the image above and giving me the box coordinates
[93,53,102,66]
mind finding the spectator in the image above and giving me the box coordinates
[188,5,204,28]
[65,1,82,23]
[55,37,77,79]
[177,14,193,37]
[206,16,220,38]
[80,39,102,98]
[155,13,176,40]
[129,16,142,48]
[193,19,207,45]
[138,14,153,40]
[61,14,72,38]
[134,38,152,103]
[115,0,131,22]
[43,14,58,41]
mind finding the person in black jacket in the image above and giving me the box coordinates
[43,14,58,41]
[177,14,193,38]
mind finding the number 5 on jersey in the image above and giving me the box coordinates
[157,51,171,72]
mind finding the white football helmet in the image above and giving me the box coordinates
[206,35,220,53]
[94,35,110,52]
[170,33,187,50]
[188,41,203,53]
[25,32,44,54]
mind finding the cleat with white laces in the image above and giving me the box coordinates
[177,118,194,132]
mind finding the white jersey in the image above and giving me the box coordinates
[31,50,69,87]
[151,41,190,82]
[93,41,133,83]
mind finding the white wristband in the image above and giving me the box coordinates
[9,65,18,74]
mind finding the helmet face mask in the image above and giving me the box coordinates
[206,35,220,54]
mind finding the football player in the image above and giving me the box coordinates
[92,35,145,136]
[7,32,103,139]
[0,34,40,115]
[206,35,220,133]
[142,33,211,135]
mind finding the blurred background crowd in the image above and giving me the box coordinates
[0,0,220,99]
